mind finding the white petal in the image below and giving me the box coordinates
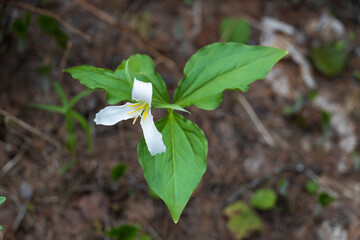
[94,102,139,126]
[132,78,152,105]
[140,111,166,156]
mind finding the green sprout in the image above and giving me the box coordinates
[30,82,93,154]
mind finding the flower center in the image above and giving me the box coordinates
[127,101,150,124]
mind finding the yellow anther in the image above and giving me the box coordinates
[127,102,146,115]
[142,105,149,123]
[128,102,142,107]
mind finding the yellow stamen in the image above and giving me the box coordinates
[128,102,142,107]
[132,115,139,124]
[127,102,146,115]
[142,105,149,123]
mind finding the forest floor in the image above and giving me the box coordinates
[1,0,360,239]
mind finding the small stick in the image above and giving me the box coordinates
[59,41,73,81]
[6,1,92,42]
[73,0,177,69]
[238,94,276,147]
[0,109,61,148]
[0,142,30,176]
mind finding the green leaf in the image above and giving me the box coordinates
[220,17,251,44]
[0,225,2,231]
[58,159,77,174]
[29,103,65,113]
[0,196,6,205]
[321,110,331,137]
[38,15,68,47]
[311,41,348,77]
[110,163,128,181]
[152,101,190,113]
[139,233,152,240]
[65,65,132,105]
[71,111,93,155]
[174,43,287,110]
[115,54,169,104]
[277,179,289,196]
[12,12,31,39]
[224,201,262,239]
[305,180,318,195]
[106,224,139,240]
[68,89,93,109]
[54,82,68,106]
[38,63,53,76]
[250,189,277,210]
[137,112,207,223]
[318,192,337,207]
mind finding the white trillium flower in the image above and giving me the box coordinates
[94,78,166,156]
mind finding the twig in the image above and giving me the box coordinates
[0,109,61,148]
[190,0,202,40]
[0,142,30,176]
[6,1,91,42]
[143,222,163,240]
[59,41,73,81]
[238,94,276,147]
[72,0,177,69]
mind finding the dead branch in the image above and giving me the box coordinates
[238,94,276,147]
[0,142,30,176]
[72,0,177,69]
[6,1,91,42]
[59,41,73,81]
[0,109,61,148]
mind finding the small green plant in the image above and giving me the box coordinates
[111,163,128,181]
[277,178,289,196]
[320,110,331,138]
[305,180,319,195]
[220,17,251,44]
[11,12,31,51]
[250,189,277,210]
[0,196,6,231]
[106,224,152,240]
[11,12,31,40]
[283,94,304,115]
[66,42,286,222]
[38,63,53,76]
[318,191,337,207]
[311,40,348,77]
[31,82,93,154]
[224,201,262,240]
[37,15,68,47]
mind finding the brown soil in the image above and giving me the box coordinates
[1,0,360,239]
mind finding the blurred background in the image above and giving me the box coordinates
[1,0,360,239]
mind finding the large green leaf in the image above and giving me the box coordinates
[137,112,207,223]
[65,54,169,106]
[114,54,169,104]
[65,65,131,104]
[174,43,287,110]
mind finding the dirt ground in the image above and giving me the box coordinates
[1,0,360,239]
